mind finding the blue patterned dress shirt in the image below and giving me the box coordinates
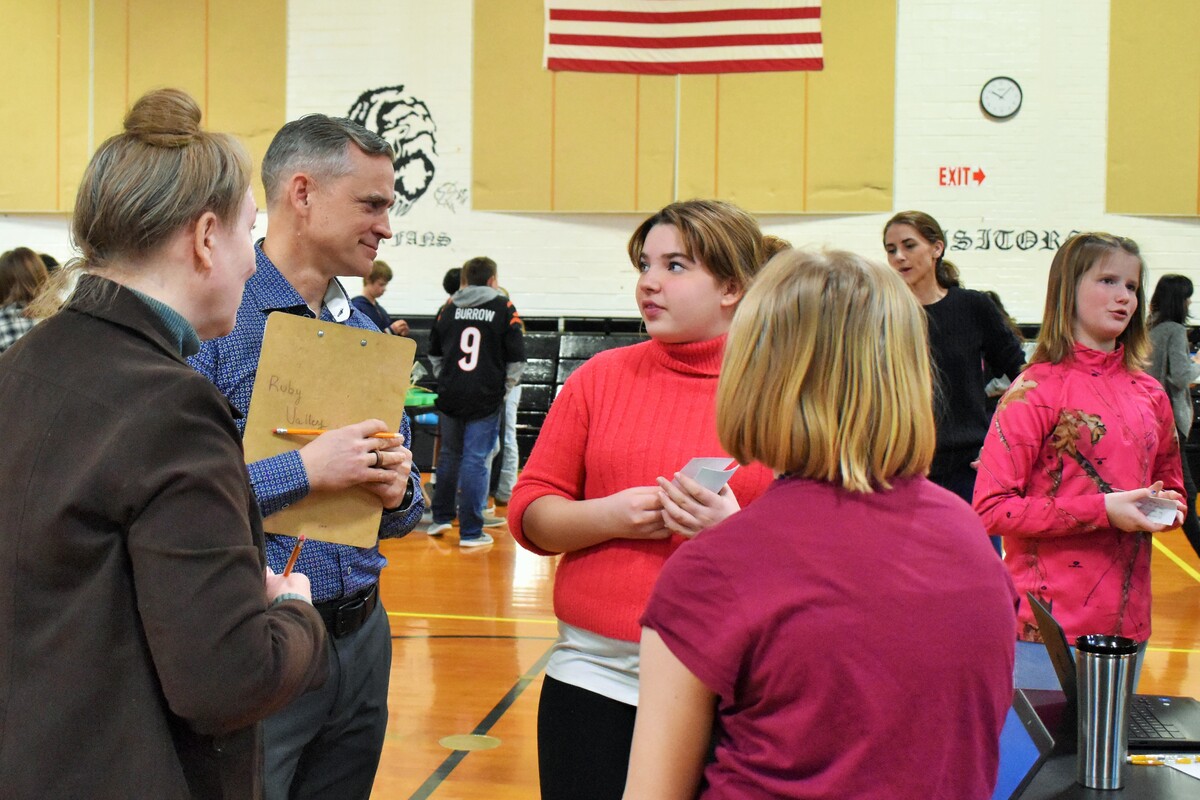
[188,241,423,602]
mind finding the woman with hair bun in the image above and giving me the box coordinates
[884,211,1025,553]
[509,199,775,800]
[0,88,327,798]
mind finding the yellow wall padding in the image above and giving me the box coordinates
[0,2,59,211]
[806,0,894,213]
[473,0,895,213]
[474,0,555,211]
[207,0,287,209]
[58,0,92,214]
[0,0,285,213]
[1108,0,1200,216]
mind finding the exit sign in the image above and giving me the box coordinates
[939,166,986,186]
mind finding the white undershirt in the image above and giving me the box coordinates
[545,621,641,706]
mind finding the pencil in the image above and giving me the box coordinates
[1127,753,1199,765]
[282,535,306,577]
[273,427,402,439]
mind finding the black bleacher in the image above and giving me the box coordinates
[406,317,1200,478]
[401,314,647,471]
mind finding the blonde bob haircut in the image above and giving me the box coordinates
[1031,231,1148,370]
[718,248,936,493]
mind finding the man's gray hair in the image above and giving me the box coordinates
[261,114,393,205]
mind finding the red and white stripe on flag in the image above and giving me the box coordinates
[544,0,823,75]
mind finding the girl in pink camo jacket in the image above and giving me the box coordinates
[974,232,1184,689]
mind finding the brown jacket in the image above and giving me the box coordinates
[0,277,328,799]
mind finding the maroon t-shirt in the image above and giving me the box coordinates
[643,475,1018,800]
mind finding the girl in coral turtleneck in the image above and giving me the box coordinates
[508,200,776,800]
[974,232,1184,690]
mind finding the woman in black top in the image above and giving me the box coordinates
[884,211,1024,554]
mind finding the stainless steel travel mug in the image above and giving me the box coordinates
[1075,633,1138,789]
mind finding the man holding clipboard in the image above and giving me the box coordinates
[189,115,422,800]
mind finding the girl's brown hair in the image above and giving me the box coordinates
[0,248,50,306]
[628,199,766,293]
[883,210,961,289]
[1031,232,1148,369]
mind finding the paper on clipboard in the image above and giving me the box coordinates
[675,457,738,494]
[242,313,416,548]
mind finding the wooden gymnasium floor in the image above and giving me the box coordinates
[370,513,1200,799]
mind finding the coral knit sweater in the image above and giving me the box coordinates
[508,335,774,642]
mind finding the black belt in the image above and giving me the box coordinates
[314,583,378,639]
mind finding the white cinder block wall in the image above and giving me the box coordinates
[2,0,1198,323]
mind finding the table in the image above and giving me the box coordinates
[1020,690,1199,798]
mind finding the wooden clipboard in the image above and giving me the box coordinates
[243,313,416,547]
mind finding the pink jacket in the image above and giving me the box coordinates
[973,344,1181,644]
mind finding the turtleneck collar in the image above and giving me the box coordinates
[127,288,201,358]
[1070,341,1126,373]
[649,334,727,377]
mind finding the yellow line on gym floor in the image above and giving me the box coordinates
[1153,537,1200,585]
[388,610,557,625]
[1146,646,1200,654]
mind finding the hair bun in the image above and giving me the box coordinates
[123,88,203,148]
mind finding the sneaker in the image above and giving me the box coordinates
[426,522,452,537]
[482,513,507,528]
[483,504,497,516]
[459,532,494,548]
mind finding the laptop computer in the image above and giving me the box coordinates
[1026,592,1200,750]
[992,689,1056,800]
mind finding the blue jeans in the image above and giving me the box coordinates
[433,409,501,538]
[487,385,522,503]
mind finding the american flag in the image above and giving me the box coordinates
[544,0,823,75]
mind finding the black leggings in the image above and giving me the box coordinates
[537,675,638,800]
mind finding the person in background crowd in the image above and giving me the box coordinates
[975,233,1183,691]
[884,211,1025,555]
[0,87,327,799]
[1148,273,1200,557]
[761,233,791,261]
[442,266,461,299]
[981,289,1028,417]
[0,247,49,353]
[625,248,1017,800]
[427,256,525,547]
[508,199,775,800]
[489,281,525,507]
[351,259,410,335]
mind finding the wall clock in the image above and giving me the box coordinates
[980,76,1022,119]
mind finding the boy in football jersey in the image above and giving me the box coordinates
[427,257,525,546]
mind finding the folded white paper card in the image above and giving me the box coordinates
[1136,496,1179,526]
[676,457,738,494]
